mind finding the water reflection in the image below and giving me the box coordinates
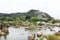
[0,35,7,40]
[4,35,7,40]
[0,36,1,40]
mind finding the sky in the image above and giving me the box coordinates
[0,0,60,19]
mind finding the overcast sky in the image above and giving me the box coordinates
[0,0,60,19]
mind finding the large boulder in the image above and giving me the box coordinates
[37,31,43,37]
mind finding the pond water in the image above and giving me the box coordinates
[0,26,60,40]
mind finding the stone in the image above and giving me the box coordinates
[28,34,35,40]
[37,31,43,37]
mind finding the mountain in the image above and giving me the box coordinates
[0,9,53,19]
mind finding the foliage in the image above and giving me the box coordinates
[51,19,60,24]
[29,17,51,23]
[29,17,38,22]
[25,16,30,21]
[40,18,49,22]
[40,35,44,40]
[47,34,57,40]
[20,16,26,21]
[54,19,60,23]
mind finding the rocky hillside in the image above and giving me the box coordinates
[0,9,53,19]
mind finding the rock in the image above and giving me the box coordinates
[25,27,29,29]
[1,32,5,35]
[50,29,53,31]
[25,29,28,31]
[1,27,9,33]
[55,32,60,36]
[37,31,43,37]
[28,34,35,40]
[0,31,5,36]
[0,30,1,34]
[58,30,60,32]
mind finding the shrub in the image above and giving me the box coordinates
[47,34,57,40]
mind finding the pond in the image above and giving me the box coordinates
[0,26,60,40]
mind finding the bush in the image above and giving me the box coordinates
[29,17,38,22]
[47,34,57,40]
